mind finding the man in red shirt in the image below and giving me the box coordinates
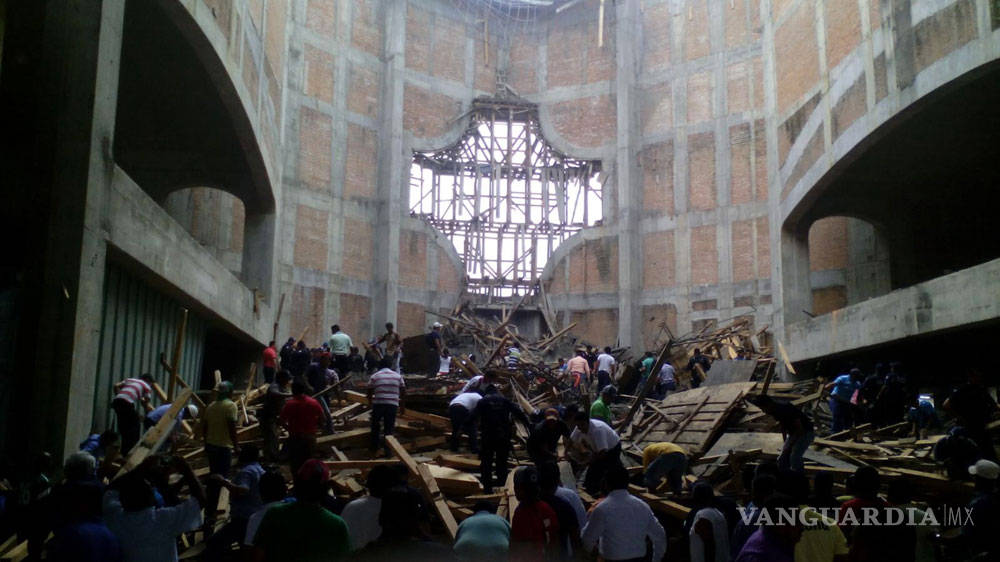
[279,380,324,473]
[262,341,278,383]
[511,466,560,562]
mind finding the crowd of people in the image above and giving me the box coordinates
[2,321,998,562]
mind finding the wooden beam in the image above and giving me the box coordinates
[323,460,403,471]
[167,309,189,400]
[343,390,449,428]
[115,388,193,479]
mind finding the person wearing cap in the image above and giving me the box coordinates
[449,391,482,454]
[581,464,667,562]
[250,459,349,560]
[526,407,572,467]
[964,459,1000,558]
[472,385,530,493]
[824,368,863,433]
[590,385,616,425]
[567,409,623,496]
[203,381,240,524]
[511,466,560,562]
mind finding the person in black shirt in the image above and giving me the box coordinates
[686,349,712,388]
[260,370,292,461]
[752,395,814,473]
[471,385,529,493]
[944,369,999,461]
[526,408,572,466]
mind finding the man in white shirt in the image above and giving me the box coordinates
[568,410,623,496]
[341,465,395,550]
[595,347,617,393]
[104,455,205,562]
[461,371,498,395]
[655,361,677,400]
[582,465,666,562]
[689,482,730,562]
[449,392,482,453]
[328,324,353,375]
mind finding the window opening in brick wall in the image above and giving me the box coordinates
[410,99,602,297]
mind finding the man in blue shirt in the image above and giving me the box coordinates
[824,369,863,432]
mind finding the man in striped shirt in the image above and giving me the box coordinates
[111,374,155,453]
[366,358,406,457]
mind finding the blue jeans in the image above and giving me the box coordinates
[644,451,687,493]
[370,403,398,455]
[778,430,814,473]
[829,397,852,432]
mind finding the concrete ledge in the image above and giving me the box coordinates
[108,165,272,344]
[786,258,1000,362]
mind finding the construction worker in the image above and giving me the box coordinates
[472,385,529,493]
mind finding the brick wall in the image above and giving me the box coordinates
[569,309,618,348]
[642,231,675,289]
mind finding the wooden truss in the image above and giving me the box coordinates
[410,98,602,297]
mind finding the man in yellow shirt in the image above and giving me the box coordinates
[642,442,688,494]
[203,381,240,524]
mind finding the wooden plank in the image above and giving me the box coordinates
[343,390,450,428]
[626,485,690,519]
[167,309,189,400]
[776,340,796,375]
[323,460,403,470]
[427,464,484,496]
[115,389,193,479]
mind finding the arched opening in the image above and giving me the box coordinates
[163,187,246,276]
[410,98,603,298]
[807,216,890,316]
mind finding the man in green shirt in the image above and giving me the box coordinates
[590,386,616,425]
[251,459,349,561]
[203,381,239,525]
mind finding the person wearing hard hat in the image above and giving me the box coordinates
[203,381,240,526]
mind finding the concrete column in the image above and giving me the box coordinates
[242,210,277,301]
[28,0,126,457]
[373,0,405,329]
[615,0,642,349]
[776,225,812,339]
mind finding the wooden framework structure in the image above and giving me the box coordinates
[410,98,602,297]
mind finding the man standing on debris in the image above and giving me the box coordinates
[638,351,656,389]
[262,341,278,384]
[449,391,482,454]
[279,379,324,473]
[368,357,406,458]
[472,385,529,493]
[566,349,591,393]
[527,407,573,467]
[686,348,712,388]
[305,352,336,434]
[581,464,667,562]
[426,322,444,376]
[825,368,863,433]
[752,395,815,473]
[203,381,240,526]
[328,324,353,376]
[944,368,999,461]
[595,347,617,394]
[567,408,623,496]
[375,322,403,372]
[655,359,677,400]
[111,373,155,453]
[260,370,291,461]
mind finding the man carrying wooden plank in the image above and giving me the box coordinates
[686,348,712,389]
